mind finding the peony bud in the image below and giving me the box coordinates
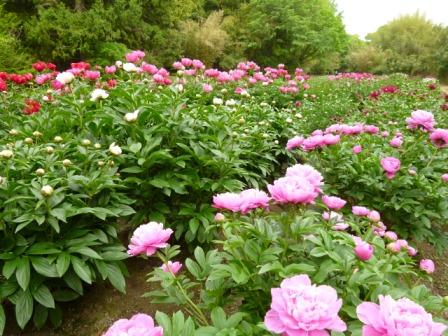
[109,143,122,156]
[214,213,225,222]
[54,136,63,143]
[24,138,33,145]
[9,129,19,136]
[40,185,54,197]
[419,259,435,274]
[94,143,101,149]
[354,242,374,261]
[98,160,105,167]
[33,131,43,137]
[82,139,91,146]
[45,146,54,154]
[62,159,72,167]
[36,168,45,176]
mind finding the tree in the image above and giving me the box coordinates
[236,0,348,69]
[367,13,441,75]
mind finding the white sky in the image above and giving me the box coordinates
[334,0,448,39]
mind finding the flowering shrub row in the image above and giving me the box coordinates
[1,51,447,332]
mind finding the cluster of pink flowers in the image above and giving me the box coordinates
[389,132,404,148]
[268,164,323,204]
[264,274,347,336]
[212,189,270,214]
[357,295,446,336]
[406,110,436,131]
[127,222,173,256]
[325,123,379,135]
[1,72,34,85]
[103,313,163,336]
[380,157,401,179]
[328,72,374,81]
[125,50,146,63]
[288,132,340,151]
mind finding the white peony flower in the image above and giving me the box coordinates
[115,60,123,68]
[213,98,223,105]
[123,63,138,72]
[109,143,122,156]
[56,72,75,85]
[90,89,109,102]
[124,110,140,123]
[225,99,237,106]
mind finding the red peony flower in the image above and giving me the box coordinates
[23,99,41,115]
[32,61,47,72]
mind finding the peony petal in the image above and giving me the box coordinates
[264,309,285,333]
[308,330,330,336]
[281,274,311,289]
[357,302,384,330]
[431,322,447,336]
[362,325,383,336]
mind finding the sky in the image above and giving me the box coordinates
[334,0,448,39]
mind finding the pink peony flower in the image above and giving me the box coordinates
[84,70,100,81]
[356,295,446,336]
[161,261,182,274]
[268,176,318,204]
[420,259,435,274]
[285,164,323,192]
[406,110,436,131]
[352,206,370,216]
[264,274,347,336]
[442,174,448,182]
[105,65,117,74]
[126,50,145,63]
[239,189,270,213]
[322,195,346,210]
[103,313,163,336]
[212,192,242,212]
[430,129,448,148]
[368,210,381,222]
[202,83,213,93]
[128,222,173,256]
[286,136,304,150]
[390,137,403,148]
[354,241,374,261]
[387,242,401,253]
[352,145,362,154]
[381,157,401,179]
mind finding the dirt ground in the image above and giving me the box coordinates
[4,257,177,336]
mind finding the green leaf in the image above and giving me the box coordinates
[3,259,18,279]
[30,257,59,278]
[0,305,5,335]
[16,257,30,291]
[33,284,55,308]
[33,304,48,329]
[71,257,92,284]
[129,142,142,153]
[68,247,103,259]
[27,242,60,255]
[106,263,126,293]
[15,290,33,329]
[210,307,226,330]
[56,253,71,277]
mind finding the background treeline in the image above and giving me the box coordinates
[1,0,447,79]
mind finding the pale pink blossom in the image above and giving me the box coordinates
[356,295,446,336]
[103,313,163,336]
[128,222,173,256]
[381,157,401,179]
[264,274,346,336]
[420,259,435,274]
[268,176,318,204]
[406,110,436,131]
[161,261,182,274]
[322,195,346,210]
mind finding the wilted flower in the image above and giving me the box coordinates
[420,259,435,274]
[103,313,163,336]
[128,222,173,256]
[356,295,446,336]
[264,274,346,336]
